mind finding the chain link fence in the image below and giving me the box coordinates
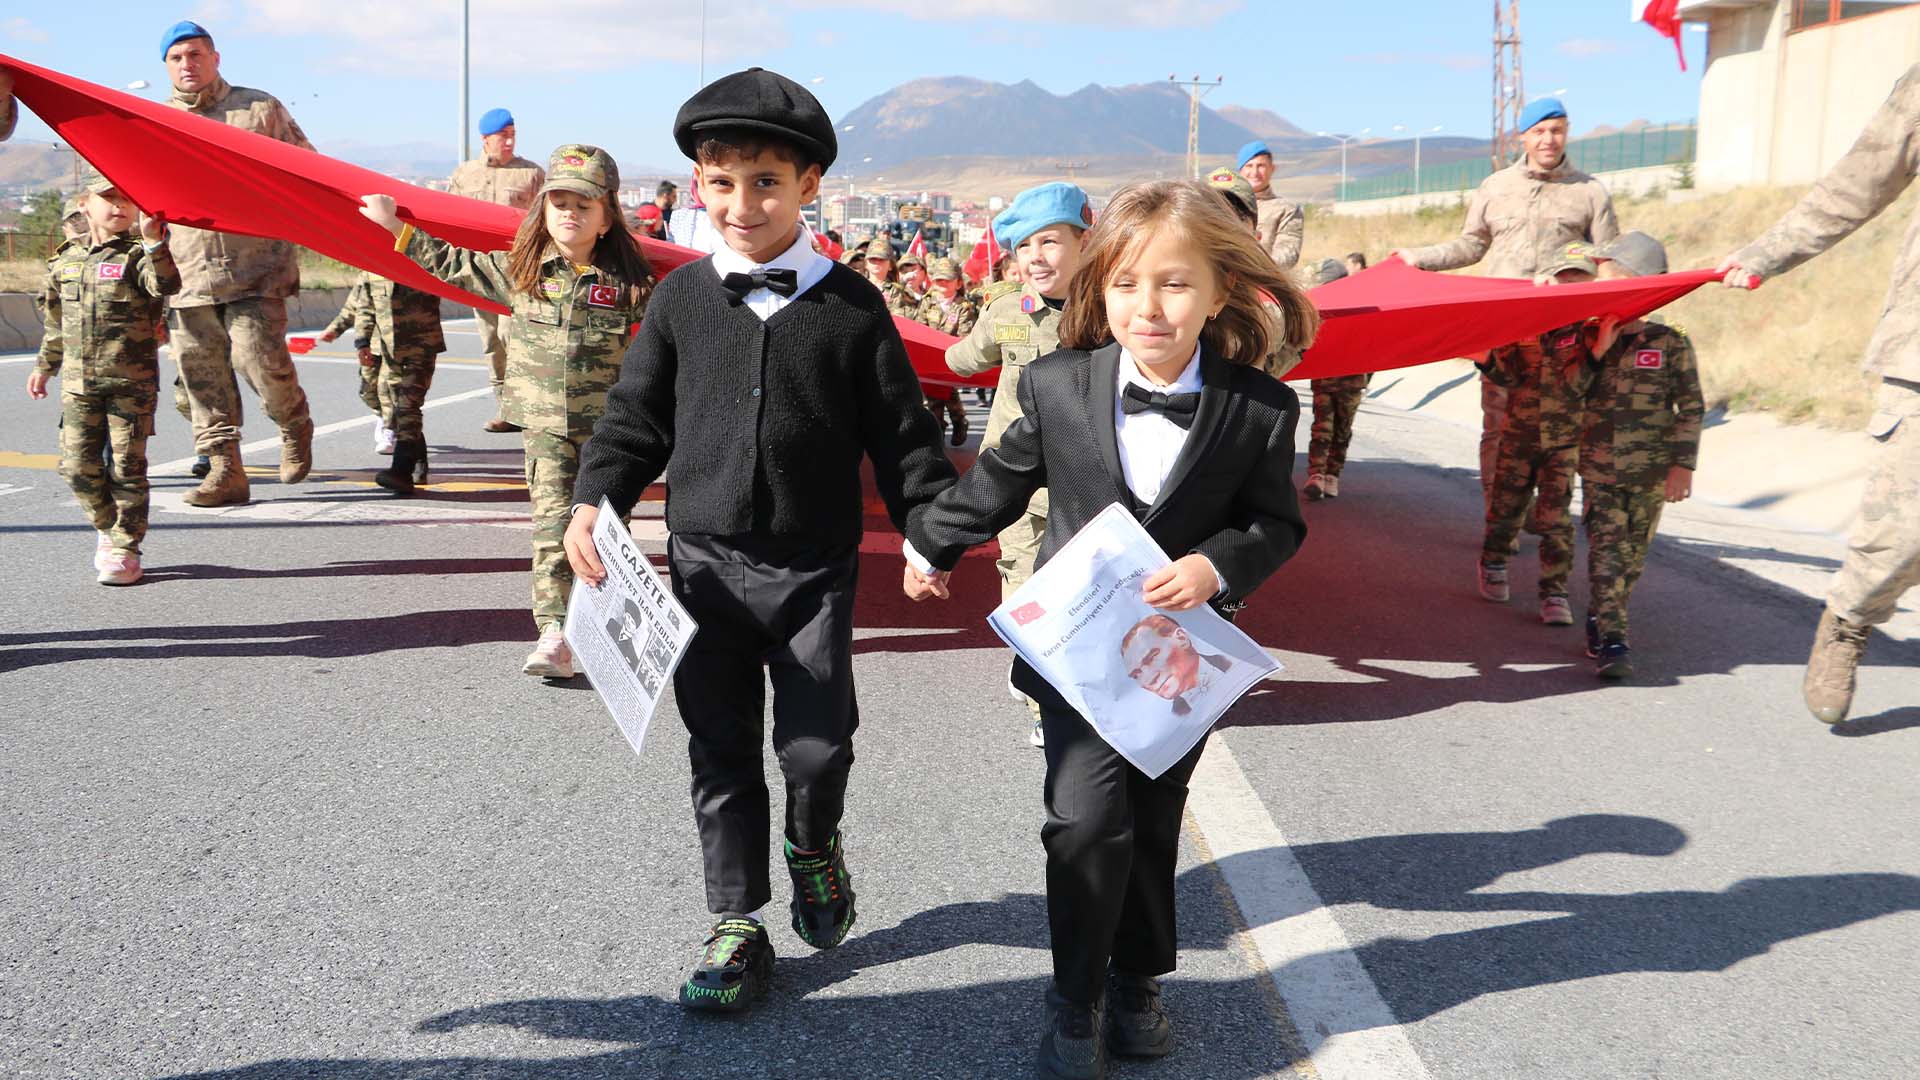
[1342,125,1697,203]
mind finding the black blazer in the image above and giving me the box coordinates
[907,341,1306,605]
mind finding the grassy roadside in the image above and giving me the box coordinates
[1304,182,1920,429]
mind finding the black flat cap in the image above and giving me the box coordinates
[674,67,838,169]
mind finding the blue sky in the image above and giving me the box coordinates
[1,2,1704,176]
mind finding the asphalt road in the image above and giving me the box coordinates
[2,327,1917,1079]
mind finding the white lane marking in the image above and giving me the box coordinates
[0,483,34,497]
[149,384,497,477]
[1187,734,1435,1080]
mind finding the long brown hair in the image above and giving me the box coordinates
[504,191,654,307]
[1059,180,1320,365]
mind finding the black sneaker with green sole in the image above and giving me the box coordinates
[785,833,856,950]
[678,918,773,1013]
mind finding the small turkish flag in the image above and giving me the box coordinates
[1634,0,1687,71]
[1011,601,1046,626]
[908,227,927,262]
[587,283,617,308]
[986,225,1004,277]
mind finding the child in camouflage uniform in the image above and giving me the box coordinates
[359,144,652,678]
[319,272,447,495]
[1476,244,1601,626]
[1579,232,1703,679]
[915,256,976,445]
[26,167,180,586]
[1302,257,1370,500]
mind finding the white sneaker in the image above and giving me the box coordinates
[374,422,396,455]
[1029,715,1046,749]
[94,531,114,573]
[96,550,143,586]
[522,629,575,679]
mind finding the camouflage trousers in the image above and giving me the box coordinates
[476,309,509,395]
[1479,376,1509,505]
[170,298,313,453]
[59,387,157,555]
[524,428,583,633]
[996,508,1047,602]
[1308,375,1369,477]
[357,348,437,441]
[1483,440,1577,598]
[1583,481,1666,640]
[1829,378,1920,627]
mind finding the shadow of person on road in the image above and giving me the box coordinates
[1829,706,1920,738]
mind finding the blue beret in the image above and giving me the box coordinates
[1235,140,1272,171]
[1518,97,1568,133]
[159,20,212,60]
[479,108,515,136]
[992,182,1092,251]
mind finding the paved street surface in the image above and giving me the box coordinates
[3,325,1918,1079]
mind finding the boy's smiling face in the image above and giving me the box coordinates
[696,150,822,264]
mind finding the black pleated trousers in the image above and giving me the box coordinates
[668,533,860,915]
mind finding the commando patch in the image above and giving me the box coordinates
[992,322,1031,344]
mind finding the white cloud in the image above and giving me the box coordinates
[794,0,1241,29]
[3,17,50,43]
[192,0,789,75]
[1342,52,1483,74]
[1556,38,1628,58]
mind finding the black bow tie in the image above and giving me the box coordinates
[720,267,799,303]
[1121,383,1201,429]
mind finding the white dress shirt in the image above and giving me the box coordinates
[709,225,834,322]
[1115,343,1202,507]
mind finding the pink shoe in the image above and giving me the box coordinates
[96,550,143,587]
[94,531,114,573]
[522,629,575,679]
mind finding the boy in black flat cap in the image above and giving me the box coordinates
[564,67,956,1013]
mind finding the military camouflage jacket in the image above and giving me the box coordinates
[915,292,979,338]
[1480,321,1597,449]
[1405,159,1619,280]
[875,280,916,318]
[1255,190,1305,271]
[36,234,181,394]
[1580,319,1703,487]
[1736,63,1920,383]
[165,78,314,307]
[447,156,546,212]
[944,280,1061,516]
[401,227,649,440]
[324,272,448,358]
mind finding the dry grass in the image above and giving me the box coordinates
[1305,183,1920,429]
[0,248,362,294]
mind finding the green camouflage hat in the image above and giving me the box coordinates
[840,248,866,266]
[1539,241,1598,279]
[62,194,88,220]
[539,144,619,200]
[928,256,962,280]
[898,249,925,270]
[78,164,118,196]
[863,237,895,261]
[1204,162,1256,217]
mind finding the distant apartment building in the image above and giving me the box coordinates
[1688,0,1920,188]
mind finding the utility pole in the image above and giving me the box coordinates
[459,0,470,165]
[1491,0,1524,168]
[1168,75,1223,180]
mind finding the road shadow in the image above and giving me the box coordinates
[1830,706,1920,738]
[150,558,529,581]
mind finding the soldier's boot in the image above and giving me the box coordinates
[183,444,250,507]
[279,417,315,484]
[376,439,421,497]
[1804,608,1869,725]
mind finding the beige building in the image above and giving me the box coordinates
[1687,0,1920,188]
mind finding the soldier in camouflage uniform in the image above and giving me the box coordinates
[370,144,651,676]
[862,238,913,315]
[915,256,976,444]
[320,272,447,495]
[153,21,317,507]
[1721,63,1920,723]
[1205,162,1310,380]
[1575,232,1703,680]
[944,182,1089,748]
[1302,258,1370,500]
[1476,246,1602,625]
[26,167,180,587]
[447,107,546,433]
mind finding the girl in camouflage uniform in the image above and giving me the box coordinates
[359,144,652,679]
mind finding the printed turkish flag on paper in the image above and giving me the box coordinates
[1011,602,1046,626]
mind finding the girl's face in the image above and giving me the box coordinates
[934,277,961,301]
[1016,225,1083,300]
[545,190,609,252]
[1104,225,1227,377]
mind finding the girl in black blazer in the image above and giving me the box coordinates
[904,180,1317,1080]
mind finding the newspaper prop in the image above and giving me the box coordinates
[988,503,1280,778]
[563,498,697,755]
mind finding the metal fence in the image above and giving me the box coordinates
[1341,125,1697,203]
[0,229,64,262]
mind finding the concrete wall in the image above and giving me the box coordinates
[1695,0,1920,189]
[0,288,479,353]
[1328,164,1686,218]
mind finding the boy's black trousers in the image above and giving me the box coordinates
[668,533,861,915]
[1030,669,1209,1006]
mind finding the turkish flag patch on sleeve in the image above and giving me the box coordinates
[587,283,618,308]
[1011,601,1046,626]
[97,262,125,280]
[1634,349,1664,370]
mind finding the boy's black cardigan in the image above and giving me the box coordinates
[573,258,957,544]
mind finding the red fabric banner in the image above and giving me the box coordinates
[5,54,1720,394]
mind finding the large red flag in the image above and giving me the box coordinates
[1634,0,1688,72]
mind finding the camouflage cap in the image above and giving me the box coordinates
[864,238,896,261]
[1204,162,1257,217]
[1539,241,1599,279]
[1591,230,1669,278]
[62,194,87,220]
[898,250,925,269]
[929,256,962,280]
[78,164,118,196]
[539,144,619,200]
[840,248,866,266]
